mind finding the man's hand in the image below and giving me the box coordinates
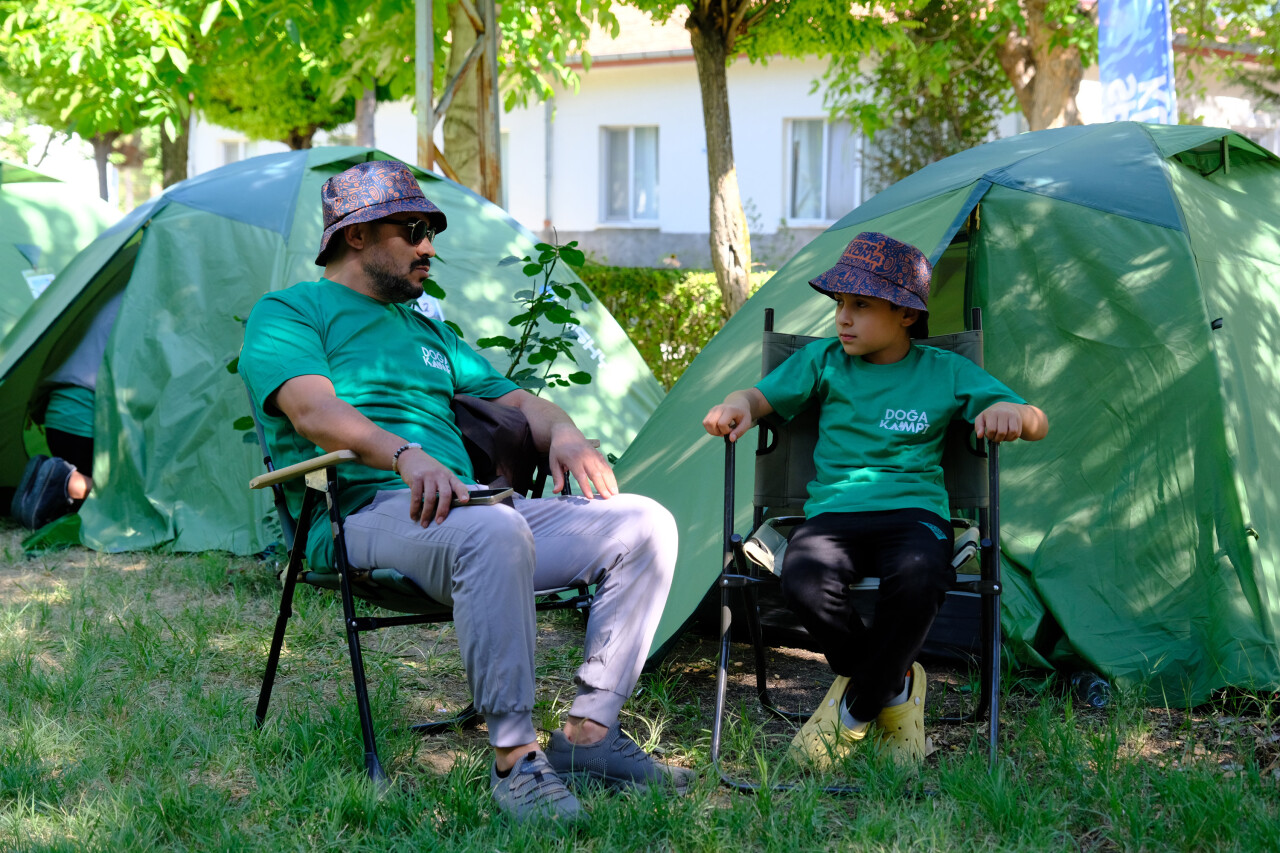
[975,402,1048,443]
[548,424,617,500]
[397,448,470,525]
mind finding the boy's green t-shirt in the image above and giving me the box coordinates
[239,278,519,568]
[754,339,1025,521]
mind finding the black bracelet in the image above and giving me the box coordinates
[392,442,422,475]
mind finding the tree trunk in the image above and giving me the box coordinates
[160,118,189,188]
[356,87,377,147]
[442,1,483,194]
[997,0,1087,131]
[90,132,118,202]
[687,14,752,318]
[285,128,316,150]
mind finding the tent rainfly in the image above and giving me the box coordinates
[619,123,1280,705]
[0,147,664,555]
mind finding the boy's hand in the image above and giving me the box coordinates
[703,402,754,443]
[974,402,1027,443]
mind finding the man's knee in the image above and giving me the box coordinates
[454,504,535,576]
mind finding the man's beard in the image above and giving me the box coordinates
[363,255,429,303]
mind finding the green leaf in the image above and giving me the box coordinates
[568,371,592,384]
[521,262,543,277]
[199,1,223,36]
[560,247,586,268]
[498,255,522,267]
[167,46,190,74]
[514,290,536,301]
[508,312,533,326]
[422,279,446,299]
[225,357,239,374]
[477,335,517,349]
[528,351,549,365]
[544,305,573,324]
[284,18,301,46]
[232,416,254,431]
[551,284,571,299]
[570,282,592,303]
[444,320,464,339]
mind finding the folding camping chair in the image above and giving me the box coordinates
[247,392,593,784]
[709,307,1003,792]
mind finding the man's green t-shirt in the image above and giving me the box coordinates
[754,339,1025,521]
[239,278,519,568]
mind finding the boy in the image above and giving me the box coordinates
[702,232,1047,766]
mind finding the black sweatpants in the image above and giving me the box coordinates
[46,428,94,477]
[779,508,954,721]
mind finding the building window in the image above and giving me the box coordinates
[601,126,659,223]
[220,140,252,166]
[786,119,868,222]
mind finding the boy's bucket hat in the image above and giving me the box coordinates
[315,160,447,264]
[809,232,932,337]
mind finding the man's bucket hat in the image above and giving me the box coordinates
[315,160,447,265]
[809,232,932,338]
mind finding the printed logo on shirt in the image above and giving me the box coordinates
[422,347,452,375]
[879,407,931,434]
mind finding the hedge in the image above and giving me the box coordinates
[580,265,771,390]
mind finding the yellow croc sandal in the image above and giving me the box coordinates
[788,675,869,769]
[874,661,927,763]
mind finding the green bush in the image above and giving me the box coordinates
[581,265,770,390]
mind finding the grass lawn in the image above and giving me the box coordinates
[2,522,1277,852]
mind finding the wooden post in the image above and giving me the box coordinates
[477,0,502,204]
[415,0,434,170]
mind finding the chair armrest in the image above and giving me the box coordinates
[250,450,358,489]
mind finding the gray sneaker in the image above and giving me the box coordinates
[490,750,582,821]
[545,724,694,794]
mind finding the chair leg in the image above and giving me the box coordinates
[256,494,315,729]
[328,480,388,786]
[710,574,734,772]
[255,563,300,728]
[410,704,483,734]
[985,585,1002,770]
[342,611,387,784]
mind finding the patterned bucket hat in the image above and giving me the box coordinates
[809,232,932,337]
[315,160,447,265]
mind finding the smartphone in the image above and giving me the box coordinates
[451,487,515,507]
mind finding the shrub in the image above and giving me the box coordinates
[581,265,770,390]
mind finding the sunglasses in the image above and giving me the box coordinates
[382,218,437,246]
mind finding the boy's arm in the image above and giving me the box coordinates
[974,401,1049,443]
[703,388,774,443]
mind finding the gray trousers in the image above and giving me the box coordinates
[342,488,677,748]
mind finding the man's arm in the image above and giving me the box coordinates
[491,388,617,499]
[273,374,469,525]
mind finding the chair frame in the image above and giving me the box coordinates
[709,307,1003,793]
[249,427,591,785]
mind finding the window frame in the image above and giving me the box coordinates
[599,125,660,226]
[783,118,870,225]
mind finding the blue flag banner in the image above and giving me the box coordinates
[1099,0,1178,124]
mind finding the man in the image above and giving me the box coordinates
[239,160,689,820]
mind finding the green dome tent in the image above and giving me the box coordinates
[621,122,1280,704]
[0,147,664,555]
[0,159,116,338]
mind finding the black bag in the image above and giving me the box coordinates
[449,394,546,496]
